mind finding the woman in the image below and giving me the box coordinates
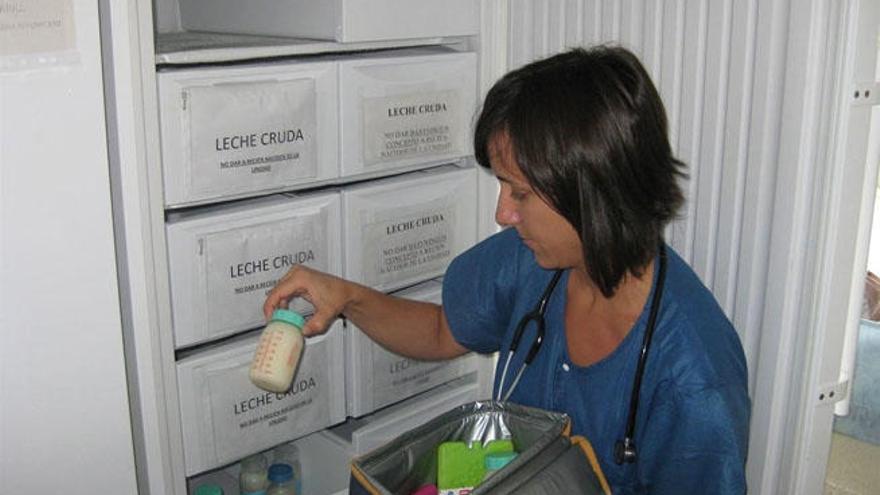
[264,45,749,494]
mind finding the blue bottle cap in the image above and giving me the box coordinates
[267,463,293,483]
[485,451,518,470]
[271,309,305,328]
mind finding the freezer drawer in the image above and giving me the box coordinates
[178,0,479,42]
[339,48,477,180]
[177,320,346,476]
[341,165,477,293]
[196,432,353,495]
[158,60,338,207]
[345,279,483,417]
[166,192,342,349]
[326,374,482,457]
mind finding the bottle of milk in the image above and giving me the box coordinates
[266,463,298,495]
[239,452,270,495]
[273,442,303,495]
[249,309,306,393]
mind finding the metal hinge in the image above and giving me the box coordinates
[816,380,849,406]
[851,81,879,106]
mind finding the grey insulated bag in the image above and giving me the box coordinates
[349,401,610,495]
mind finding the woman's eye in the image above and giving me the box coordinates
[511,189,529,201]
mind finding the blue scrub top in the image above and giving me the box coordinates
[442,228,749,494]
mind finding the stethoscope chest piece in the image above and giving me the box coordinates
[614,437,637,464]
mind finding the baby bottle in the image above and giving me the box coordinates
[273,442,303,495]
[250,309,306,393]
[239,452,270,495]
[266,463,298,495]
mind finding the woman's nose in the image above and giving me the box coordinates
[495,194,521,226]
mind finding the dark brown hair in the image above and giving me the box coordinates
[474,45,686,297]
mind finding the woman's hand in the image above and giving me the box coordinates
[263,265,355,337]
[265,265,466,360]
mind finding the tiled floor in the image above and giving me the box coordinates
[823,433,880,495]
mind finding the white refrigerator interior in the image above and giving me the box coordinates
[0,0,137,493]
[89,0,494,492]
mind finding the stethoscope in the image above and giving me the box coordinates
[495,244,668,465]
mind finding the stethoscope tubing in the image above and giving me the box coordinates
[495,269,563,402]
[494,244,668,465]
[620,245,668,452]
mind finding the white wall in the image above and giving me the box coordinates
[0,0,138,493]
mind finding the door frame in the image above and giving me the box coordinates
[787,1,879,493]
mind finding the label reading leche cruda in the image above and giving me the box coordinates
[362,89,463,167]
[361,198,456,289]
[204,344,329,465]
[184,78,318,196]
[203,210,329,335]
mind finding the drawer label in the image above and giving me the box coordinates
[184,78,318,195]
[203,209,330,332]
[370,347,474,408]
[362,89,464,166]
[204,341,331,463]
[360,199,455,288]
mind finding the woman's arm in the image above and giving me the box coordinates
[263,265,467,360]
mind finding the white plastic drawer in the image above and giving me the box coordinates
[339,48,477,179]
[166,192,342,348]
[158,60,338,207]
[215,432,352,495]
[178,0,479,42]
[341,165,477,293]
[177,320,346,476]
[345,279,483,417]
[325,374,481,457]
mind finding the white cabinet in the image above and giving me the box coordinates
[112,2,490,493]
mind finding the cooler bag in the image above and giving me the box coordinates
[349,400,610,494]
